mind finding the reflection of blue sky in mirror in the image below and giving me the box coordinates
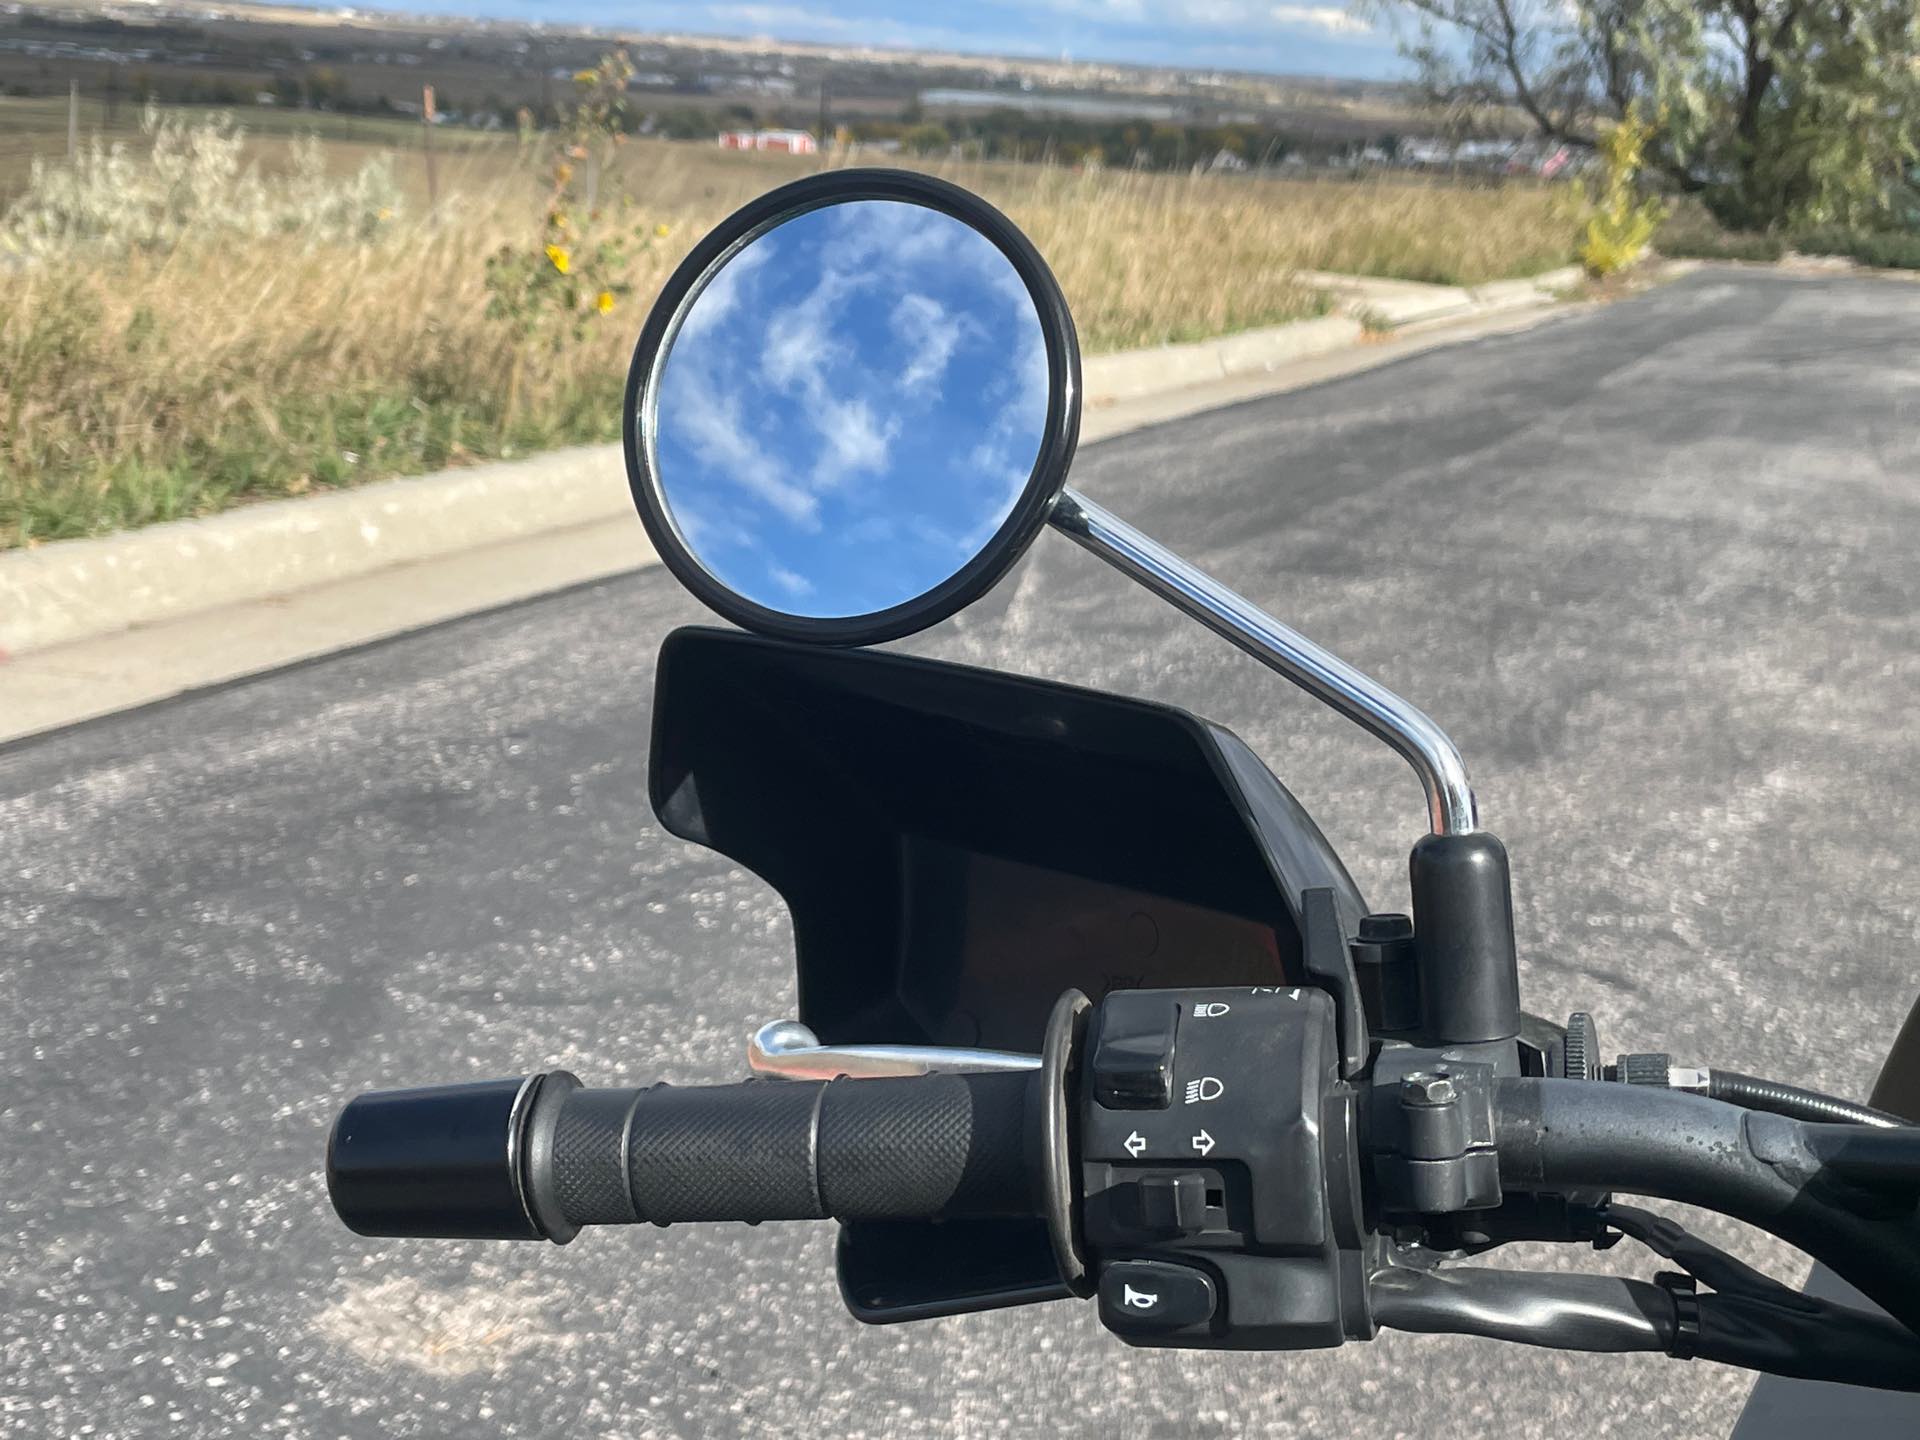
[652,200,1048,619]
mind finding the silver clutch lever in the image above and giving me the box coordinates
[748,1019,1040,1080]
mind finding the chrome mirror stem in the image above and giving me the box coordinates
[1049,487,1479,836]
[748,1020,1041,1080]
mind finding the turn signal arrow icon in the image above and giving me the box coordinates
[1123,1131,1147,1158]
[1191,1130,1215,1157]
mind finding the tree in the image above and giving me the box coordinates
[1374,0,1920,229]
[1384,0,1627,145]
[1723,2,1920,227]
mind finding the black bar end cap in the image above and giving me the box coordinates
[327,1076,546,1240]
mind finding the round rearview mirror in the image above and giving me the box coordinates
[623,170,1081,645]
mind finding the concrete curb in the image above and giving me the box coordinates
[1078,314,1363,403]
[0,277,1570,659]
[2,444,636,656]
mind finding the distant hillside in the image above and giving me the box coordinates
[2,0,1448,152]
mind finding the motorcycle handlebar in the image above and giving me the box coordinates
[1493,1077,1920,1337]
[328,1070,1042,1242]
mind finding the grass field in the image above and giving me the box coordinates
[0,99,1580,550]
[0,95,520,195]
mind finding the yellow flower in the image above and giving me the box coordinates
[554,162,573,185]
[545,244,571,275]
[574,69,597,85]
[596,290,616,314]
[550,211,569,231]
[654,221,671,238]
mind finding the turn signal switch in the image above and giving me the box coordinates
[1073,986,1370,1350]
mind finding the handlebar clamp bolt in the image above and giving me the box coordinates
[1402,1072,1458,1108]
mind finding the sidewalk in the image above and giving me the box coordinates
[1295,266,1585,328]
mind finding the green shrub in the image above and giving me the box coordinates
[1792,225,1920,270]
[1,104,401,259]
[1575,112,1664,277]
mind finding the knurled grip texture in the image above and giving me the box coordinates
[549,1085,643,1224]
[544,1072,1035,1228]
[627,1078,827,1223]
[816,1071,1031,1218]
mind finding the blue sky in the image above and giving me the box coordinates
[650,201,1048,619]
[318,1,1408,81]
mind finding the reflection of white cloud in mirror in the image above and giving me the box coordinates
[811,397,897,492]
[769,565,815,598]
[652,198,1051,620]
[891,292,977,397]
[759,269,848,395]
[679,233,776,343]
[673,359,820,529]
[756,266,901,491]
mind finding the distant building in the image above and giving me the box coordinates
[719,129,818,155]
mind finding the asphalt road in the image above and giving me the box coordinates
[5,268,1919,1439]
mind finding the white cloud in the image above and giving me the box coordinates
[1268,4,1370,35]
[666,359,821,529]
[810,397,898,492]
[826,199,971,272]
[707,4,854,29]
[1019,0,1373,37]
[759,279,845,395]
[891,292,977,397]
[768,564,816,597]
[545,1,1401,75]
[749,262,903,493]
[680,237,775,342]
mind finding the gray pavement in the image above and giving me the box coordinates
[4,267,1919,1438]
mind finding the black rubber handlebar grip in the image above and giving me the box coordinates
[329,1070,1040,1240]
[532,1071,1039,1232]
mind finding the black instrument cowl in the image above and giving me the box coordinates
[647,624,1369,1325]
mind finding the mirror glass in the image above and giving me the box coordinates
[648,199,1050,621]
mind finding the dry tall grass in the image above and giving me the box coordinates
[967,162,1576,342]
[0,121,1577,549]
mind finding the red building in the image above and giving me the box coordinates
[719,129,819,155]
